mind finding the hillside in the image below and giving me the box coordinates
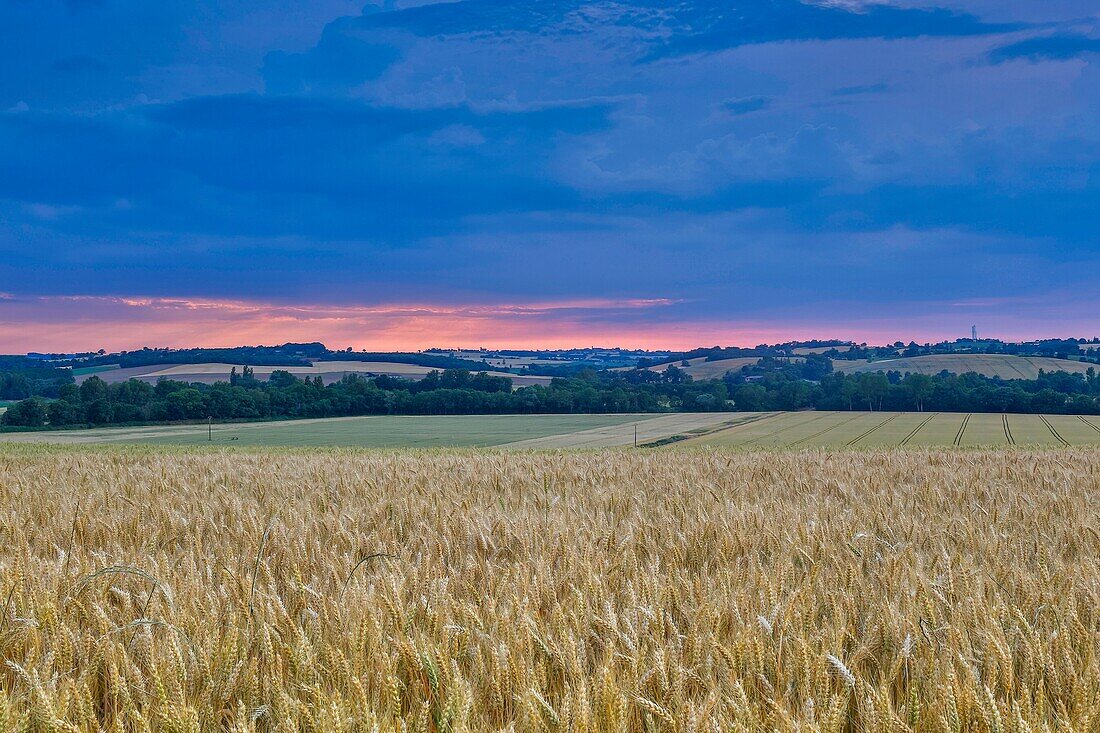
[627,356,756,380]
[639,356,808,380]
[791,345,851,355]
[75,361,553,388]
[832,354,1094,379]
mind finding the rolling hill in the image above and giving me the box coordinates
[832,354,1094,379]
[633,356,802,380]
[791,345,851,355]
[74,361,553,388]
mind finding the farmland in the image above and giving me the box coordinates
[0,413,743,448]
[791,345,851,355]
[636,356,801,380]
[2,446,1099,730]
[74,361,553,388]
[4,410,1099,448]
[682,410,1100,448]
[832,353,1094,379]
[70,364,122,377]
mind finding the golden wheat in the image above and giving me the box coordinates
[0,444,1099,732]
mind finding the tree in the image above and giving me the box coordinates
[166,389,207,420]
[800,354,833,381]
[0,373,31,400]
[662,366,689,385]
[1030,389,1065,414]
[1,398,47,427]
[113,378,153,406]
[79,375,109,403]
[841,378,860,411]
[857,372,890,411]
[84,399,115,424]
[268,370,299,390]
[48,399,84,425]
[733,384,769,411]
[775,381,812,410]
[902,373,934,412]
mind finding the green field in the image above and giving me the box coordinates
[70,364,121,376]
[0,413,709,448]
[3,411,1099,449]
[683,411,1100,448]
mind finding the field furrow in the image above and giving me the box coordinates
[957,414,1009,447]
[1038,414,1071,447]
[1008,415,1067,447]
[845,412,902,446]
[500,412,751,449]
[900,412,938,445]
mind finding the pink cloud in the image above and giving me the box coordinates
[0,294,713,352]
[1,294,1097,353]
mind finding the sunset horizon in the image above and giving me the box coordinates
[3,291,1099,355]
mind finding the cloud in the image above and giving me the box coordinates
[558,124,851,197]
[640,2,1014,60]
[0,293,695,352]
[363,0,1011,52]
[724,96,772,115]
[5,287,1098,352]
[1,0,1098,346]
[0,94,617,240]
[262,35,402,95]
[989,34,1100,63]
[258,0,1016,95]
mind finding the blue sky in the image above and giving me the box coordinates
[1,0,1097,350]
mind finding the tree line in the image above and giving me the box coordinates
[0,367,729,428]
[4,356,1100,429]
[720,356,1100,414]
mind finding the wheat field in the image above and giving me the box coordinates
[1,446,1099,732]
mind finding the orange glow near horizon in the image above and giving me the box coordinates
[0,294,775,352]
[0,293,1090,353]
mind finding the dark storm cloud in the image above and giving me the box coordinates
[0,94,616,241]
[989,34,1100,63]
[724,96,772,115]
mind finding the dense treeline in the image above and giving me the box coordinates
[0,367,729,428]
[722,356,1100,414]
[0,358,74,400]
[5,355,1100,429]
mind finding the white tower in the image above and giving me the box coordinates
[972,325,977,341]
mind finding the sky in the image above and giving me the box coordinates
[1,0,1098,352]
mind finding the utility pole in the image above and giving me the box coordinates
[208,415,212,442]
[634,424,637,448]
